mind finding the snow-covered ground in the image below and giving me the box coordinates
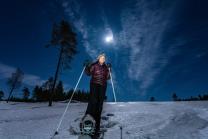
[0,101,208,139]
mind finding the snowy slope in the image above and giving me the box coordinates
[0,101,208,139]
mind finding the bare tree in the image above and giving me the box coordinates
[7,68,24,103]
[46,20,78,106]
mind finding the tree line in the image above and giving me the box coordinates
[171,93,208,101]
[149,92,208,102]
[0,77,92,102]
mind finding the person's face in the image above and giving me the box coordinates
[99,56,105,64]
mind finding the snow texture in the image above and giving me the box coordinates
[0,101,208,139]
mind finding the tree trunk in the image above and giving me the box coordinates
[7,86,15,103]
[48,47,63,106]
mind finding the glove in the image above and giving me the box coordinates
[106,63,112,68]
[83,60,93,67]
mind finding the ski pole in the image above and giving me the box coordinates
[109,67,117,102]
[51,66,86,139]
[120,126,123,139]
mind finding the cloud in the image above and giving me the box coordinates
[0,63,15,79]
[0,62,72,92]
[61,0,120,58]
[23,74,45,86]
[0,62,45,86]
[60,0,187,97]
[61,0,99,59]
[61,0,121,97]
[118,0,182,95]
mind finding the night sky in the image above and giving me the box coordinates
[0,0,208,101]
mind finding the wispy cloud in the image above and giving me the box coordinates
[61,0,99,59]
[60,0,187,97]
[118,0,183,95]
[61,0,120,95]
[0,62,45,86]
[61,0,119,57]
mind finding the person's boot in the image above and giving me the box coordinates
[92,127,101,139]
[92,131,100,139]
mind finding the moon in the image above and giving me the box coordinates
[104,28,114,44]
[105,35,114,43]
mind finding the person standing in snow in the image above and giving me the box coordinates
[84,53,111,138]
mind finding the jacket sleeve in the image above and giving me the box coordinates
[85,64,94,76]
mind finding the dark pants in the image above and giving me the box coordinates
[85,83,107,133]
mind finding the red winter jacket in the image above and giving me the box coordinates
[85,61,110,86]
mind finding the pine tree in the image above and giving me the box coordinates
[172,93,178,101]
[46,20,78,106]
[54,81,64,101]
[0,90,4,100]
[22,87,30,101]
[150,97,155,101]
